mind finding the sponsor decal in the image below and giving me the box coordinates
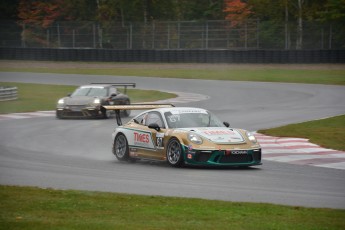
[119,127,155,150]
[231,150,247,155]
[171,109,207,114]
[191,128,244,143]
[129,148,138,157]
[133,131,150,147]
[203,130,234,135]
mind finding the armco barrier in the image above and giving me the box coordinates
[0,86,18,101]
[0,48,344,63]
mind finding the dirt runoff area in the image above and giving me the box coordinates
[0,60,344,70]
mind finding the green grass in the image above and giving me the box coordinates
[0,82,176,114]
[1,65,345,85]
[258,115,345,151]
[1,185,344,230]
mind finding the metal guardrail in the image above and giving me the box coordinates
[0,86,18,101]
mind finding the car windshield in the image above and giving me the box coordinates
[164,110,225,128]
[72,87,107,97]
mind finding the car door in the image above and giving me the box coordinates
[135,111,166,160]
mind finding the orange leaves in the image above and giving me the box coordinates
[18,0,64,28]
[223,0,252,27]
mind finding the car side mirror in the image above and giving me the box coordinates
[223,122,230,127]
[67,93,72,97]
[148,123,161,131]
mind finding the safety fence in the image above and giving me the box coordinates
[1,20,344,50]
[0,86,18,101]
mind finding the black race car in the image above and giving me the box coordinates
[56,83,135,119]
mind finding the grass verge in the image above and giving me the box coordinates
[1,185,344,230]
[258,115,345,151]
[0,82,176,114]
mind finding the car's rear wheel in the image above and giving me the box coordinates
[122,100,131,117]
[166,138,184,167]
[105,110,113,118]
[114,134,129,161]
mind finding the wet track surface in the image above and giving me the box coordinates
[1,72,345,209]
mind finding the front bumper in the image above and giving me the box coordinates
[56,106,103,118]
[183,146,262,167]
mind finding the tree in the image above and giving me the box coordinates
[18,0,65,28]
[317,0,345,23]
[0,0,20,20]
[317,0,345,48]
[223,0,252,27]
[248,0,338,49]
[17,0,68,47]
[175,0,225,21]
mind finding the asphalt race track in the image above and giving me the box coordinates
[1,72,345,209]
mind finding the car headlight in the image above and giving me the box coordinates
[57,99,64,104]
[246,131,257,144]
[93,98,101,104]
[188,132,203,145]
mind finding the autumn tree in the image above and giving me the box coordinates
[18,0,67,46]
[11,0,343,49]
[223,0,252,27]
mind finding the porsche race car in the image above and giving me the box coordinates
[104,104,262,167]
[56,83,135,119]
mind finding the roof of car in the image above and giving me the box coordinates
[79,84,111,88]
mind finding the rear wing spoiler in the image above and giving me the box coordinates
[102,103,175,126]
[91,83,136,94]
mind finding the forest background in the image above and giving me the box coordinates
[0,0,344,50]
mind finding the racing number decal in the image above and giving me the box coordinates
[156,133,164,149]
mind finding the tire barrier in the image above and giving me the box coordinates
[0,48,344,63]
[0,86,18,101]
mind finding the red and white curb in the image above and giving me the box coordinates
[255,133,345,170]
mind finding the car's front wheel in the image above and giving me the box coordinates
[114,134,129,161]
[56,110,64,119]
[166,138,184,167]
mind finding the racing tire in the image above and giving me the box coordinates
[101,106,109,119]
[56,111,64,119]
[104,110,113,119]
[166,138,184,167]
[114,133,130,161]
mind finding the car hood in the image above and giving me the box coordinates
[179,127,246,144]
[63,96,98,105]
